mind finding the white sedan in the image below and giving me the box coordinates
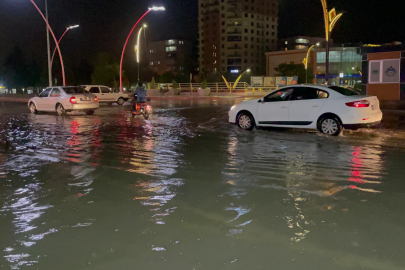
[28,86,99,116]
[229,85,383,136]
[82,85,129,105]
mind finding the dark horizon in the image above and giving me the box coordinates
[0,0,403,83]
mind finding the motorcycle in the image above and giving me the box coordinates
[131,96,152,120]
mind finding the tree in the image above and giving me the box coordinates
[156,72,175,83]
[274,62,314,84]
[91,52,122,88]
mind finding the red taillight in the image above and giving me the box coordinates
[94,96,98,102]
[146,105,151,109]
[345,100,370,108]
[69,96,77,104]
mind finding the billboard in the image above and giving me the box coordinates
[264,77,276,86]
[251,76,264,87]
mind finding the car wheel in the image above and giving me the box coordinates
[319,116,342,136]
[56,104,66,116]
[29,103,38,114]
[237,112,255,131]
[117,98,125,106]
[86,110,95,115]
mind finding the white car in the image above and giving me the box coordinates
[28,86,99,116]
[229,85,383,136]
[82,85,129,105]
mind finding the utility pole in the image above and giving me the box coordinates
[45,0,52,87]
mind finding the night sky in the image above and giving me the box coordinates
[0,0,404,78]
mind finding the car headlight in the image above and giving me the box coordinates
[230,104,238,111]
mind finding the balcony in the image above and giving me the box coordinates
[228,53,242,58]
[227,30,242,35]
[227,36,242,42]
[227,22,242,27]
[228,14,242,19]
[228,46,242,50]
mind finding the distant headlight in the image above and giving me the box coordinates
[230,104,238,111]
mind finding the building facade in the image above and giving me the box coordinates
[198,0,279,76]
[147,39,193,76]
[361,45,405,102]
[278,36,329,51]
[266,47,362,86]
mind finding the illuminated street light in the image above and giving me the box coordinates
[50,25,80,75]
[120,7,165,93]
[135,24,147,83]
[320,0,343,85]
[29,0,66,86]
[233,69,251,89]
[302,43,320,83]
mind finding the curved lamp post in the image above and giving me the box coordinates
[214,70,231,90]
[233,69,251,89]
[29,0,66,86]
[50,25,79,72]
[135,24,147,83]
[320,0,343,85]
[120,6,165,93]
[302,43,320,83]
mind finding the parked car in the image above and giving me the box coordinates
[82,85,129,105]
[28,86,99,116]
[229,85,383,136]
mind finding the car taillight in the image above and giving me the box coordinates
[69,96,77,104]
[94,96,98,102]
[146,105,151,109]
[345,100,370,108]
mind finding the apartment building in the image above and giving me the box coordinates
[198,0,279,76]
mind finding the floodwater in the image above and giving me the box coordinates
[1,100,405,270]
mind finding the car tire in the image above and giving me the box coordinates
[237,112,255,131]
[86,110,95,115]
[117,98,125,106]
[29,103,38,114]
[56,104,66,116]
[319,116,342,136]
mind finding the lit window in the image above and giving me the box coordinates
[166,46,177,52]
[150,62,154,65]
[166,40,176,45]
[158,61,160,64]
[296,38,309,44]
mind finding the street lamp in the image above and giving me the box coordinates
[120,7,165,93]
[135,24,147,83]
[214,70,231,90]
[50,25,80,79]
[233,69,251,89]
[302,43,320,83]
[29,0,66,86]
[320,0,343,85]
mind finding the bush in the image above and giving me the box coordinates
[201,80,207,89]
[172,80,178,89]
[150,77,156,89]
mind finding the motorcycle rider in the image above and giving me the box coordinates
[133,82,147,113]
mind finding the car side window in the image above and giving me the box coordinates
[100,87,111,93]
[89,87,100,94]
[263,88,294,102]
[50,88,61,97]
[291,87,329,101]
[39,89,51,98]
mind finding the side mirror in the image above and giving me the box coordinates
[258,99,263,103]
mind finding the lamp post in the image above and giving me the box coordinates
[50,25,79,74]
[120,6,165,93]
[302,43,320,83]
[214,70,231,90]
[233,69,251,89]
[320,0,343,85]
[29,0,66,86]
[135,24,147,83]
[45,0,52,87]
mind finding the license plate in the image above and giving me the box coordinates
[81,96,90,101]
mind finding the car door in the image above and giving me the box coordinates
[88,87,101,101]
[288,87,329,126]
[100,87,113,101]
[46,88,62,111]
[36,88,52,110]
[257,88,294,125]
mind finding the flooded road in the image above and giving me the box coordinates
[1,100,405,270]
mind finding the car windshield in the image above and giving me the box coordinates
[328,86,359,96]
[63,87,88,94]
